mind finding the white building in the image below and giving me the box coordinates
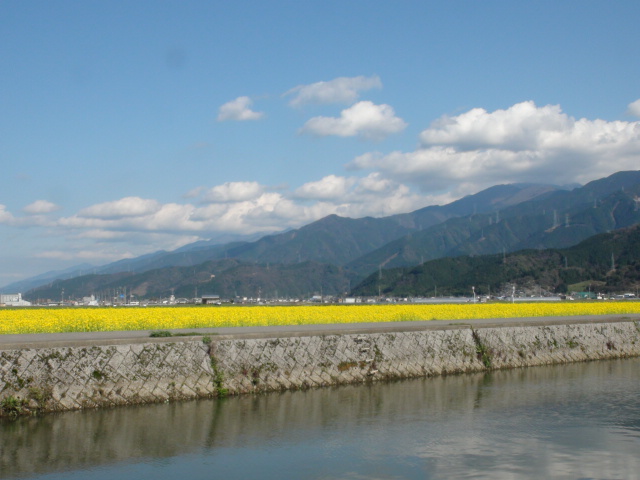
[82,295,99,306]
[1,293,32,307]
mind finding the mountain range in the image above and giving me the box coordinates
[14,170,640,301]
[352,223,640,298]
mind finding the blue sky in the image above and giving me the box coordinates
[2,1,640,287]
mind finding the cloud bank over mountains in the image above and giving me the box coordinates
[2,75,640,265]
[350,100,640,196]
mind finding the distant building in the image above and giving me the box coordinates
[82,295,99,306]
[1,293,32,307]
[201,294,221,305]
[574,292,597,300]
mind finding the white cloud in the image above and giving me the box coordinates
[60,194,284,236]
[628,99,640,117]
[339,175,435,217]
[294,175,356,200]
[60,201,200,238]
[201,181,265,203]
[23,200,61,215]
[300,101,407,140]
[127,203,197,231]
[420,101,573,151]
[34,249,136,261]
[217,96,264,121]
[192,192,311,232]
[183,186,204,199]
[349,101,640,194]
[354,172,396,194]
[292,173,433,216]
[284,75,382,107]
[0,205,15,224]
[0,204,53,227]
[49,172,429,245]
[77,230,130,240]
[78,197,162,219]
[5,172,441,274]
[32,229,203,264]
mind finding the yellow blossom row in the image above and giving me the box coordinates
[1,302,640,335]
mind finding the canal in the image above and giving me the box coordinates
[2,357,639,479]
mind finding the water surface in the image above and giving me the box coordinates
[2,358,640,479]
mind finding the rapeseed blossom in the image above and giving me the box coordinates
[1,302,639,335]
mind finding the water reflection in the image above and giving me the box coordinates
[2,358,640,479]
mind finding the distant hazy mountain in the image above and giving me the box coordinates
[92,231,276,275]
[1,263,94,294]
[172,230,277,253]
[25,259,358,300]
[5,232,271,293]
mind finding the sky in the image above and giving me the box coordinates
[2,1,640,287]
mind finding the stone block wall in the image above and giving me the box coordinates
[475,322,640,369]
[1,320,639,415]
[0,341,214,413]
[212,328,483,394]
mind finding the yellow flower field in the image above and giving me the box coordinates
[1,302,640,335]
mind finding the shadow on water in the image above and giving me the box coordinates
[2,358,640,479]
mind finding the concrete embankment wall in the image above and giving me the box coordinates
[1,318,640,414]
